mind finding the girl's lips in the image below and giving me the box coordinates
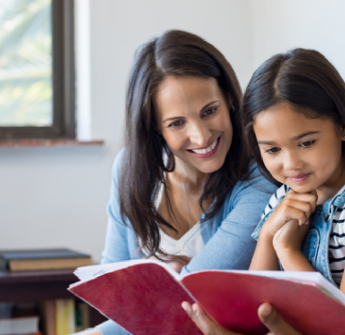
[188,137,220,158]
[289,174,310,183]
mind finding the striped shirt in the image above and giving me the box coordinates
[261,184,345,286]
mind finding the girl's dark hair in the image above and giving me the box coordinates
[241,48,345,185]
[119,29,249,256]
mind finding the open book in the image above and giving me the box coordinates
[69,259,345,335]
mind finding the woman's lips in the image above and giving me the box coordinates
[188,137,220,158]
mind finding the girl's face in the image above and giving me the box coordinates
[154,75,232,175]
[253,102,345,201]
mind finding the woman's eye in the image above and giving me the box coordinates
[264,147,281,154]
[202,107,217,117]
[300,140,315,148]
[168,119,184,128]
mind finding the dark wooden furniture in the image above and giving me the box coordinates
[0,269,107,327]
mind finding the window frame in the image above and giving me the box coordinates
[0,0,75,140]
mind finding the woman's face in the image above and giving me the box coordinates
[154,75,233,175]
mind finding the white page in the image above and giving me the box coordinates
[72,259,180,283]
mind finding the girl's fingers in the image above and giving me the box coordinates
[285,191,317,211]
[258,303,302,335]
[278,206,308,226]
[281,199,314,219]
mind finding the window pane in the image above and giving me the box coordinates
[0,0,52,127]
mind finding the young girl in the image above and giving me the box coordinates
[242,48,345,292]
[183,48,345,335]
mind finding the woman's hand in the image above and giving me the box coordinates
[182,302,302,335]
[257,303,302,335]
[262,190,317,239]
[182,302,242,335]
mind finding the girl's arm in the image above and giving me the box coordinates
[339,269,345,294]
[250,190,317,271]
[249,226,280,270]
[273,219,315,272]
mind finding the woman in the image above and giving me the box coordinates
[91,30,276,335]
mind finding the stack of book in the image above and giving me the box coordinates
[0,248,93,335]
[0,248,93,272]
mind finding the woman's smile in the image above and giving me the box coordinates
[188,136,220,157]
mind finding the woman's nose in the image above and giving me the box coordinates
[188,122,212,147]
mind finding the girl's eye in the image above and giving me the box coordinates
[202,107,217,117]
[264,147,281,154]
[300,140,315,148]
[168,119,185,128]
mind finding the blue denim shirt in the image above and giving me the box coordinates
[97,149,277,335]
[252,184,345,286]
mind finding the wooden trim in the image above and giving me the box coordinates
[0,139,104,148]
[0,0,76,140]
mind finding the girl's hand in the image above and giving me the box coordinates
[272,219,310,253]
[262,190,317,239]
[182,302,302,335]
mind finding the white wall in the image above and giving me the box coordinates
[251,0,345,80]
[2,0,345,263]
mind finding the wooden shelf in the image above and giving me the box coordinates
[0,269,107,327]
[0,269,77,302]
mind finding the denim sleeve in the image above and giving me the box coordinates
[181,172,277,275]
[251,185,287,241]
[101,149,144,264]
[95,320,132,335]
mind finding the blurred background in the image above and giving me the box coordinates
[1,0,344,263]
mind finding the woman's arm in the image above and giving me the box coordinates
[182,302,302,335]
[101,149,144,264]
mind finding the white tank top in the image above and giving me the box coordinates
[142,181,205,257]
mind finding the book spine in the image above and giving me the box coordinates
[0,257,7,271]
[55,300,75,335]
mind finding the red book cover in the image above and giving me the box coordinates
[69,261,202,335]
[69,260,345,335]
[181,271,345,335]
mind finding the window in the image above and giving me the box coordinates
[0,0,75,140]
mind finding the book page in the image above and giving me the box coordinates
[72,259,180,282]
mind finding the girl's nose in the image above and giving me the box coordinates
[188,122,212,147]
[283,151,303,170]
